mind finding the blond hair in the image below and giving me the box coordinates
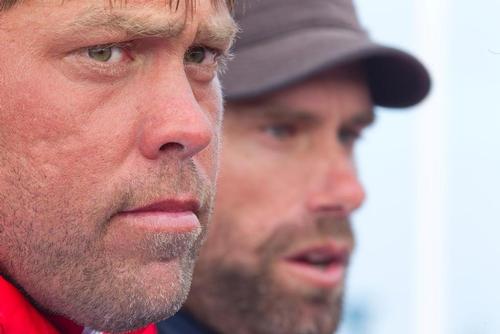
[0,0,235,12]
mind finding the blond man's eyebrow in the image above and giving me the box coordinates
[196,15,239,50]
[65,6,237,51]
[69,8,186,38]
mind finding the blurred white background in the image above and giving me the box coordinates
[339,1,500,334]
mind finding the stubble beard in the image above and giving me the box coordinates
[187,217,352,334]
[190,262,344,334]
[0,159,214,332]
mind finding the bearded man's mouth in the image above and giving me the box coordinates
[280,241,352,288]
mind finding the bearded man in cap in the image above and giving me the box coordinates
[158,0,430,333]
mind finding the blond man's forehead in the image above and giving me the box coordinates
[69,2,237,39]
[1,0,238,52]
[0,0,235,12]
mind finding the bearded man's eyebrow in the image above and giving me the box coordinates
[350,108,376,126]
[230,104,321,125]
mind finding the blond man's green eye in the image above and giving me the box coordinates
[185,46,207,64]
[87,46,125,63]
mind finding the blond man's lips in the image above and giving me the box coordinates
[119,198,201,233]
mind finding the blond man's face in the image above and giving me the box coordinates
[0,0,235,332]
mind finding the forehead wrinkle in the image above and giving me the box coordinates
[69,6,186,38]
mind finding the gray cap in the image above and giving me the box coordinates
[222,0,431,108]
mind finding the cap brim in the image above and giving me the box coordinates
[221,28,431,108]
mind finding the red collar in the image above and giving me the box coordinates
[0,275,60,334]
[0,276,157,334]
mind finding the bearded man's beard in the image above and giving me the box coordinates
[196,264,343,334]
[186,216,353,334]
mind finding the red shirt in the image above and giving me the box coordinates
[0,276,157,334]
